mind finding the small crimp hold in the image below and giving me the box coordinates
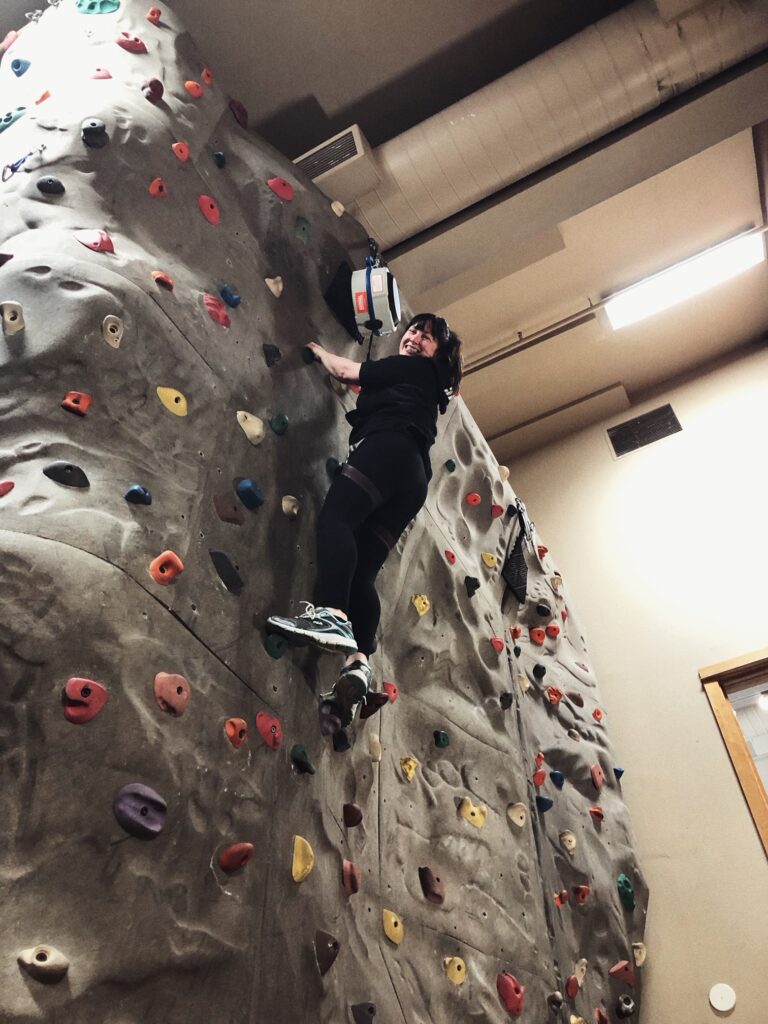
[235,478,264,510]
[142,78,163,102]
[172,141,190,161]
[465,491,481,506]
[282,495,299,518]
[152,270,174,290]
[400,756,418,782]
[535,795,554,812]
[113,782,166,838]
[507,802,526,828]
[343,802,362,827]
[342,858,361,896]
[269,413,289,435]
[433,729,450,747]
[2,301,25,336]
[458,796,486,828]
[148,176,167,197]
[219,842,254,874]
[198,194,220,224]
[382,909,403,945]
[265,275,283,297]
[210,550,244,593]
[18,946,69,984]
[559,830,576,853]
[74,228,114,252]
[146,6,161,24]
[220,284,241,307]
[236,411,265,445]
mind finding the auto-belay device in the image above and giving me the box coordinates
[351,238,401,341]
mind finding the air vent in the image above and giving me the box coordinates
[607,404,682,457]
[294,130,358,179]
[293,124,381,204]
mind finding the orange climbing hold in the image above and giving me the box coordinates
[172,141,190,161]
[148,177,168,197]
[255,710,282,749]
[146,6,161,24]
[466,492,482,506]
[225,718,248,748]
[61,391,92,416]
[530,627,546,645]
[152,270,174,290]
[75,229,114,253]
[201,66,213,85]
[218,842,254,874]
[185,80,203,97]
[149,550,184,585]
[546,686,564,705]
[532,769,546,787]
[546,623,560,638]
[198,194,220,225]
[490,637,504,653]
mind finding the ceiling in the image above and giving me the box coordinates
[3,0,767,460]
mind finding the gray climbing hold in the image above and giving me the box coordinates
[43,461,89,488]
[81,117,108,148]
[617,994,635,1018]
[113,782,167,839]
[17,945,69,984]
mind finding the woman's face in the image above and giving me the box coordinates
[399,320,439,359]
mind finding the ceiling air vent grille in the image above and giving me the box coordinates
[294,130,358,180]
[607,404,682,457]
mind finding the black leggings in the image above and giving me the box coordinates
[315,431,428,655]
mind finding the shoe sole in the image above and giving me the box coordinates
[320,675,368,731]
[266,620,357,654]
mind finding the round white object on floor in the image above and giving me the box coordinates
[709,983,736,1012]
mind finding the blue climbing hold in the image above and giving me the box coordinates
[11,59,30,77]
[220,284,241,308]
[549,770,565,789]
[236,478,264,510]
[614,766,625,780]
[124,485,152,505]
[535,795,554,812]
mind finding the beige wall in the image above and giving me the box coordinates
[508,343,768,1024]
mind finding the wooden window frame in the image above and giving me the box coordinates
[699,647,768,857]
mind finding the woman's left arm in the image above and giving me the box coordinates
[307,342,361,383]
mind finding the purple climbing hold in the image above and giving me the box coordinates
[351,1003,376,1023]
[113,782,167,839]
[343,803,363,827]
[359,691,389,720]
[314,930,340,976]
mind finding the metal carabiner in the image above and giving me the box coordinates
[1,143,46,182]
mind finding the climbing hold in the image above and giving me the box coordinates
[153,671,190,716]
[0,482,14,498]
[314,930,339,976]
[574,959,588,985]
[142,78,164,103]
[550,770,565,789]
[124,485,151,505]
[333,731,351,753]
[225,718,248,748]
[264,276,283,297]
[17,946,69,984]
[217,842,254,874]
[411,594,430,616]
[291,835,315,882]
[61,390,92,415]
[116,31,148,53]
[536,795,554,812]
[532,768,546,788]
[0,30,17,52]
[534,751,545,767]
[444,549,456,565]
[382,909,403,945]
[204,292,231,324]
[617,873,635,911]
[595,1009,609,1024]
[510,626,523,640]
[369,733,382,761]
[92,66,112,78]
[400,756,418,782]
[220,284,241,307]
[546,687,564,705]
[573,885,590,905]
[156,386,188,416]
[36,176,65,195]
[482,552,498,568]
[444,458,456,472]
[609,960,635,986]
[383,681,399,702]
[499,465,510,481]
[536,600,552,617]
[631,942,646,966]
[149,550,184,585]
[559,830,576,853]
[566,690,584,707]
[235,478,264,510]
[342,858,361,896]
[255,710,282,750]
[569,1017,586,1024]
[591,764,605,789]
[113,782,166,839]
[148,177,167,198]
[458,796,487,828]
[229,98,249,127]
[592,707,604,722]
[294,216,310,244]
[547,991,564,1012]
[444,956,466,985]
[1,302,24,336]
[263,343,282,367]
[81,117,109,148]
[152,270,174,290]
[614,766,625,780]
[497,973,525,1016]
[507,802,527,828]
[530,627,546,645]
[433,729,450,747]
[281,495,300,519]
[464,576,480,598]
[74,229,114,253]
[490,503,504,519]
[263,633,286,660]
[77,0,121,9]
[418,865,445,904]
[351,1004,375,1023]
[565,974,580,999]
[201,66,213,85]
[267,176,294,201]
[490,637,504,653]
[588,805,604,821]
[567,728,581,741]
[62,677,108,724]
[212,150,226,167]
[360,692,388,720]
[290,744,315,774]
[171,141,190,163]
[331,200,346,217]
[197,194,220,225]
[43,461,89,488]
[513,645,522,657]
[236,411,265,445]
[537,544,549,559]
[554,889,569,908]
[269,413,289,435]
[499,692,514,710]
[466,492,481,506]
[546,623,560,638]
[11,58,30,77]
[184,80,203,97]
[343,802,362,827]
[146,6,161,23]
[617,995,636,1019]
[210,550,244,594]
[0,107,26,135]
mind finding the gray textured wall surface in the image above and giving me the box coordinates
[0,3,647,1022]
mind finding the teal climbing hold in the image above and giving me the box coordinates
[264,633,287,660]
[535,795,554,812]
[76,0,121,11]
[290,744,316,774]
[0,108,26,135]
[617,873,635,911]
[212,151,226,168]
[269,413,289,435]
[124,485,151,505]
[294,216,311,245]
[513,645,522,657]
[433,730,450,748]
[444,459,456,472]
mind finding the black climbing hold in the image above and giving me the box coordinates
[290,744,316,775]
[326,457,341,478]
[301,345,317,365]
[513,645,522,657]
[263,632,286,660]
[269,413,289,435]
[532,664,546,679]
[351,1004,376,1023]
[434,729,450,747]
[235,478,264,509]
[444,459,456,472]
[464,576,480,598]
[212,150,226,168]
[332,730,351,753]
[535,795,554,812]
[506,504,516,517]
[536,599,552,617]
[43,461,89,488]
[262,343,282,367]
[209,550,244,594]
[359,691,388,720]
[343,802,363,827]
[499,693,513,710]
[81,117,108,148]
[614,766,625,780]
[124,484,152,505]
[220,284,241,307]
[314,930,340,976]
[547,991,564,1012]
[36,176,65,195]
[550,770,565,789]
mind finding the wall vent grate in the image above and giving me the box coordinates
[607,403,682,457]
[294,131,358,180]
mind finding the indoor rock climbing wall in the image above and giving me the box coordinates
[0,3,647,1023]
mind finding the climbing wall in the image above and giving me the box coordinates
[0,3,647,1023]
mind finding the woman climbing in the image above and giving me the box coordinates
[267,313,463,737]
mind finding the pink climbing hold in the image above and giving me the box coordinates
[255,710,283,750]
[444,549,456,565]
[609,960,636,986]
[591,764,605,789]
[534,751,545,767]
[588,805,605,821]
[1,30,19,52]
[490,503,504,519]
[490,637,504,653]
[201,66,214,86]
[75,229,114,254]
[509,626,522,640]
[229,98,248,128]
[92,67,112,79]
[116,32,148,54]
[497,973,525,1016]
[383,681,399,703]
[198,195,220,225]
[146,7,162,25]
[342,859,361,897]
[537,544,549,559]
[203,293,231,327]
[0,481,15,498]
[267,177,294,201]
[593,707,604,723]
[562,608,568,621]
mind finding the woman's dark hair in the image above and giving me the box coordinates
[405,313,463,400]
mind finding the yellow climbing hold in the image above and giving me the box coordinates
[444,956,466,985]
[291,834,315,882]
[499,465,510,482]
[570,1016,586,1024]
[481,551,497,568]
[264,275,284,297]
[559,830,577,854]
[382,908,404,945]
[236,410,265,445]
[458,796,486,828]
[400,756,419,782]
[411,594,430,616]
[156,386,188,417]
[331,200,345,217]
[507,802,527,828]
[517,672,531,694]
[632,942,647,966]
[551,574,563,592]
[369,733,382,762]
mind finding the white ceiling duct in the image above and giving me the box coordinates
[348,0,768,250]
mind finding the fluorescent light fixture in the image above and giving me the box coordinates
[605,230,766,330]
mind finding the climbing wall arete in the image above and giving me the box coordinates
[0,3,648,1023]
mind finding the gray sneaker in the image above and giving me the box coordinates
[319,659,373,733]
[266,602,357,654]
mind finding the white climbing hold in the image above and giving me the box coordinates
[499,465,510,482]
[281,495,300,518]
[507,802,527,828]
[236,411,265,445]
[369,733,382,762]
[517,672,531,694]
[709,983,736,1012]
[574,958,588,985]
[632,942,647,967]
[331,200,345,217]
[1,301,24,336]
[559,830,576,854]
[102,314,124,348]
[18,945,69,983]
[264,275,283,297]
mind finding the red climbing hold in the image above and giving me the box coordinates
[229,98,248,128]
[562,608,568,621]
[490,503,504,519]
[588,805,604,821]
[149,550,184,585]
[218,842,254,874]
[497,973,525,1016]
[61,391,92,416]
[255,710,282,750]
[532,768,546,788]
[546,623,560,638]
[148,177,168,197]
[592,707,604,723]
[546,686,564,705]
[565,974,579,999]
[573,885,591,904]
[203,293,231,327]
[609,960,635,986]
[153,671,190,716]
[225,718,248,748]
[146,6,161,24]
[172,141,190,161]
[554,889,569,908]
[537,544,549,559]
[116,32,148,54]
[62,676,108,724]
[75,229,114,253]
[510,626,522,640]
[383,681,399,702]
[444,549,456,565]
[530,627,546,645]
[595,1008,609,1024]
[490,637,504,653]
[198,195,220,225]
[201,66,214,86]
[534,751,545,767]
[185,80,203,98]
[591,764,605,790]
[0,481,15,498]
[152,270,174,290]
[342,859,361,896]
[466,492,482,506]
[267,176,294,201]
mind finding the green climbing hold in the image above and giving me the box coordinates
[513,645,522,657]
[444,459,456,473]
[617,872,635,911]
[269,413,289,435]
[264,633,287,660]
[76,0,120,11]
[290,744,316,775]
[294,216,311,245]
[433,730,450,748]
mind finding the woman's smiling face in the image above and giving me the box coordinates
[399,320,439,359]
